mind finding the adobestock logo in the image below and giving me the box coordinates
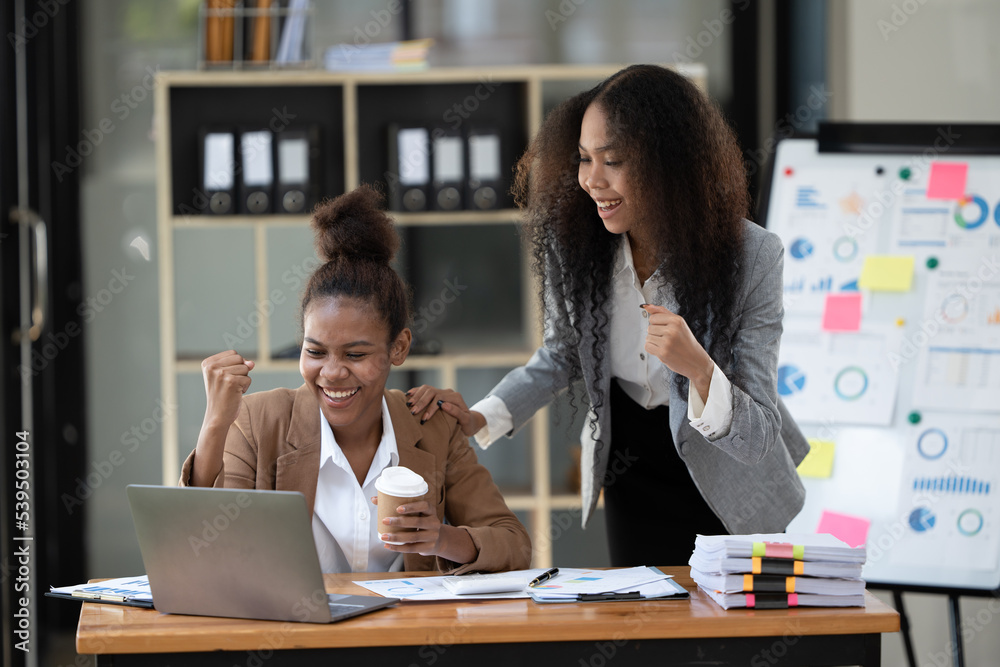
[189,494,252,556]
[412,277,468,335]
[330,0,404,62]
[18,266,136,381]
[61,399,176,515]
[7,0,70,53]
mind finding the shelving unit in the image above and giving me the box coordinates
[155,64,705,567]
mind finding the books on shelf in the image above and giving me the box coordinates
[690,533,867,610]
[323,39,433,72]
[202,0,311,67]
[275,0,309,63]
[204,0,237,63]
[248,0,272,63]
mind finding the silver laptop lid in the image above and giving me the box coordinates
[126,485,333,623]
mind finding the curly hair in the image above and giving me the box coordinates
[513,64,749,433]
[302,184,412,342]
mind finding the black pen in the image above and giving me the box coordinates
[528,568,559,587]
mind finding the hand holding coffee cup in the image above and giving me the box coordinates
[374,466,436,550]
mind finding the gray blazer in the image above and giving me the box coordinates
[489,219,808,533]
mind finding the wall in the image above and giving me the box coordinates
[829,0,1000,123]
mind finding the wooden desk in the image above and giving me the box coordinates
[77,568,899,666]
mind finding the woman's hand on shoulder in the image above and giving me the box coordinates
[405,385,486,437]
[201,350,255,431]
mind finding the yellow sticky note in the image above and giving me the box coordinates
[858,255,915,292]
[797,439,835,479]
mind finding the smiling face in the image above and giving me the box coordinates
[299,296,410,444]
[578,102,634,236]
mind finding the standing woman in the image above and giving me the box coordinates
[408,64,808,566]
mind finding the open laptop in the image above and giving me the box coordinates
[126,484,398,623]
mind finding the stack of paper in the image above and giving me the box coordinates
[323,39,433,72]
[689,533,867,610]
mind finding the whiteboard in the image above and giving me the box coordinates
[765,136,1000,591]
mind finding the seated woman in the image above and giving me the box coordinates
[180,184,531,574]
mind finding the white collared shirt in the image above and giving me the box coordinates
[311,397,405,573]
[472,235,734,447]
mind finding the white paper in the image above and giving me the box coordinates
[354,567,669,601]
[889,185,950,250]
[890,167,1000,253]
[355,568,548,601]
[524,567,667,597]
[694,532,861,559]
[911,268,1000,411]
[778,322,901,425]
[50,575,153,602]
[766,165,885,315]
[888,414,1000,572]
[530,576,680,602]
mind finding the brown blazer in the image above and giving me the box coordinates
[180,385,532,574]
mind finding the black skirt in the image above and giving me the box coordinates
[602,378,728,567]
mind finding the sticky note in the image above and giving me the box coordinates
[926,162,968,200]
[817,510,871,548]
[821,293,862,332]
[858,255,914,292]
[797,439,835,478]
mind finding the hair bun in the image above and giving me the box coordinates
[311,184,399,265]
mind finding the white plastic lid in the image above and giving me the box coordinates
[375,466,428,497]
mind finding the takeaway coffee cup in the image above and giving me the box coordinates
[375,466,429,544]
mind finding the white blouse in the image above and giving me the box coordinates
[473,235,734,447]
[311,398,405,573]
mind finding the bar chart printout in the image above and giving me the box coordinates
[891,419,1000,572]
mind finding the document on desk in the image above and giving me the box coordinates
[47,575,154,608]
[355,567,680,602]
[355,568,550,601]
[529,577,688,603]
[527,567,688,603]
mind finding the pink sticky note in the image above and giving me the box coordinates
[926,162,968,200]
[817,510,871,548]
[822,293,862,332]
